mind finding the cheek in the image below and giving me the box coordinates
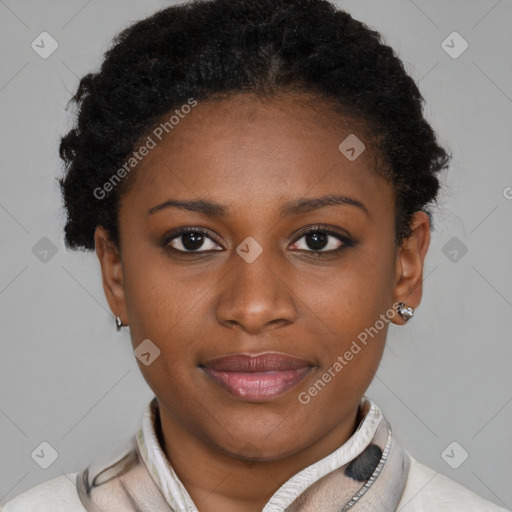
[297,281,390,417]
[122,260,200,405]
[297,252,395,335]
[122,251,199,339]
[121,251,212,390]
[293,250,395,388]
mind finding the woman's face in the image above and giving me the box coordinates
[96,93,429,463]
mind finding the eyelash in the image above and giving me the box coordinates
[162,225,354,257]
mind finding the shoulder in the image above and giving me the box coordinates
[1,473,85,512]
[397,455,510,511]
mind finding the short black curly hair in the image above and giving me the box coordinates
[59,0,451,251]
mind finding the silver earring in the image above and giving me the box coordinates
[397,302,414,321]
[115,316,123,331]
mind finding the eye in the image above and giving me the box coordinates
[163,225,354,255]
[289,226,353,255]
[163,227,223,253]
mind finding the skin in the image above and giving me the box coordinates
[95,92,430,512]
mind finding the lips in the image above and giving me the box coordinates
[200,352,314,401]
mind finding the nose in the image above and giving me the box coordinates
[215,245,298,335]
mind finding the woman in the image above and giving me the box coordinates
[2,0,508,510]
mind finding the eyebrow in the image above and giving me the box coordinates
[147,194,369,218]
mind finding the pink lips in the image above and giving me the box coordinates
[200,352,314,401]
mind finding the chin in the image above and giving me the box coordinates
[205,416,312,461]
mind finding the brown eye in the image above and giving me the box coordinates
[164,228,222,252]
[289,227,354,254]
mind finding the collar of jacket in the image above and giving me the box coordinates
[76,396,410,511]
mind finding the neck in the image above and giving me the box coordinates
[156,402,361,512]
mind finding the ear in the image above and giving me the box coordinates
[94,226,128,326]
[390,211,431,326]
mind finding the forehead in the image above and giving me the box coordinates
[120,93,393,217]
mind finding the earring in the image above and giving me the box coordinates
[115,316,123,331]
[397,302,414,321]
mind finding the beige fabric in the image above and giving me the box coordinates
[3,458,509,512]
[397,456,509,512]
[2,396,509,512]
[72,396,410,511]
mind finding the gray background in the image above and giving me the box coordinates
[1,0,511,508]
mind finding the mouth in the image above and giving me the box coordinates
[199,352,315,402]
